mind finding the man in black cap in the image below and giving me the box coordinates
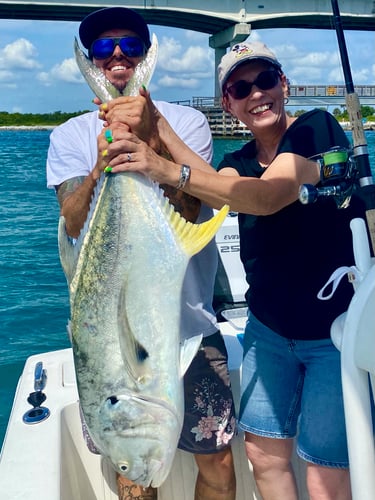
[47,6,236,500]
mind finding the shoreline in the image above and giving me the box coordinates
[0,124,374,133]
[0,125,56,130]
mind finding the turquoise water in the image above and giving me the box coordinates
[0,129,374,448]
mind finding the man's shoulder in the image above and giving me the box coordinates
[153,101,212,159]
[53,110,99,133]
[51,110,100,140]
[154,100,206,121]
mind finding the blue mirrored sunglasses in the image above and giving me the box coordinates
[225,69,280,100]
[90,36,146,60]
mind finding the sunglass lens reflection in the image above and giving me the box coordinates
[227,70,279,100]
[91,37,145,59]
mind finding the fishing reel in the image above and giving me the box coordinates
[299,147,358,209]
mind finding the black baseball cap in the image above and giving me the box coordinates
[79,7,152,50]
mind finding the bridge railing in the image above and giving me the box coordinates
[170,86,375,109]
[289,85,375,98]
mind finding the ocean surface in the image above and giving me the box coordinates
[0,128,374,449]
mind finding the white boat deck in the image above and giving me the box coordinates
[1,217,374,499]
[0,325,309,500]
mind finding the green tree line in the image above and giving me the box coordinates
[1,105,374,127]
[0,110,90,126]
[291,105,375,122]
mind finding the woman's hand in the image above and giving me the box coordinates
[97,88,162,152]
[97,124,179,187]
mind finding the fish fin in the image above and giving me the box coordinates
[76,173,106,247]
[66,321,72,343]
[59,173,107,287]
[180,334,203,376]
[58,216,80,284]
[166,201,229,257]
[118,285,152,388]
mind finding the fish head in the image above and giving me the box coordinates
[97,393,182,488]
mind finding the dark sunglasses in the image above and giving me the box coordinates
[225,70,280,100]
[90,36,146,60]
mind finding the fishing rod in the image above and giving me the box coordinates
[299,1,375,250]
[331,0,375,253]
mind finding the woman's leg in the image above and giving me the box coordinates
[239,314,304,500]
[245,433,298,500]
[297,338,351,500]
[306,464,351,500]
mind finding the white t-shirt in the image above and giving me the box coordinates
[46,101,219,341]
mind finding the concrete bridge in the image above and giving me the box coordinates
[1,1,374,31]
[1,1,374,95]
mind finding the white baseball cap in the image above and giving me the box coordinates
[218,41,282,92]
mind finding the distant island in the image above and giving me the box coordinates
[0,106,374,133]
[0,110,90,128]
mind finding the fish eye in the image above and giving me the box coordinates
[118,462,129,472]
[107,395,119,405]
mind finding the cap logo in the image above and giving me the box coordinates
[232,43,254,59]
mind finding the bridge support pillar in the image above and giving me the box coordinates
[209,23,251,98]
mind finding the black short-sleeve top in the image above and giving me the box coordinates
[217,109,366,340]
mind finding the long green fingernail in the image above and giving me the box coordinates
[105,129,113,143]
[104,166,112,173]
[142,84,147,91]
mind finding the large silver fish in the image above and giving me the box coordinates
[60,37,229,487]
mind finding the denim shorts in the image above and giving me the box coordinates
[239,312,349,468]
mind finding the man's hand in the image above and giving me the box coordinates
[98,91,162,153]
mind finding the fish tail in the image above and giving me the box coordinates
[170,204,229,257]
[74,37,120,102]
[74,33,158,101]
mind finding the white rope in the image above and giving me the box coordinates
[317,265,361,300]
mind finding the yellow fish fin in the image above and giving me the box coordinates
[167,202,230,257]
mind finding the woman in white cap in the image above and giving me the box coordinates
[101,40,369,499]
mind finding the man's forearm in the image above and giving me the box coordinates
[57,170,100,238]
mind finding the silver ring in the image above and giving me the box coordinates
[127,153,132,162]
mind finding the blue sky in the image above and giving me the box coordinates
[0,18,374,114]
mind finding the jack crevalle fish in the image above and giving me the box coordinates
[59,36,229,487]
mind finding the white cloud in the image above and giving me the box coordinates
[352,67,371,84]
[37,58,83,85]
[300,51,339,69]
[158,36,214,76]
[184,30,207,42]
[37,71,51,86]
[0,38,41,70]
[0,20,372,113]
[158,74,200,89]
[288,67,323,84]
[0,83,18,90]
[263,40,345,85]
[326,66,345,84]
[0,69,14,82]
[50,58,83,83]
